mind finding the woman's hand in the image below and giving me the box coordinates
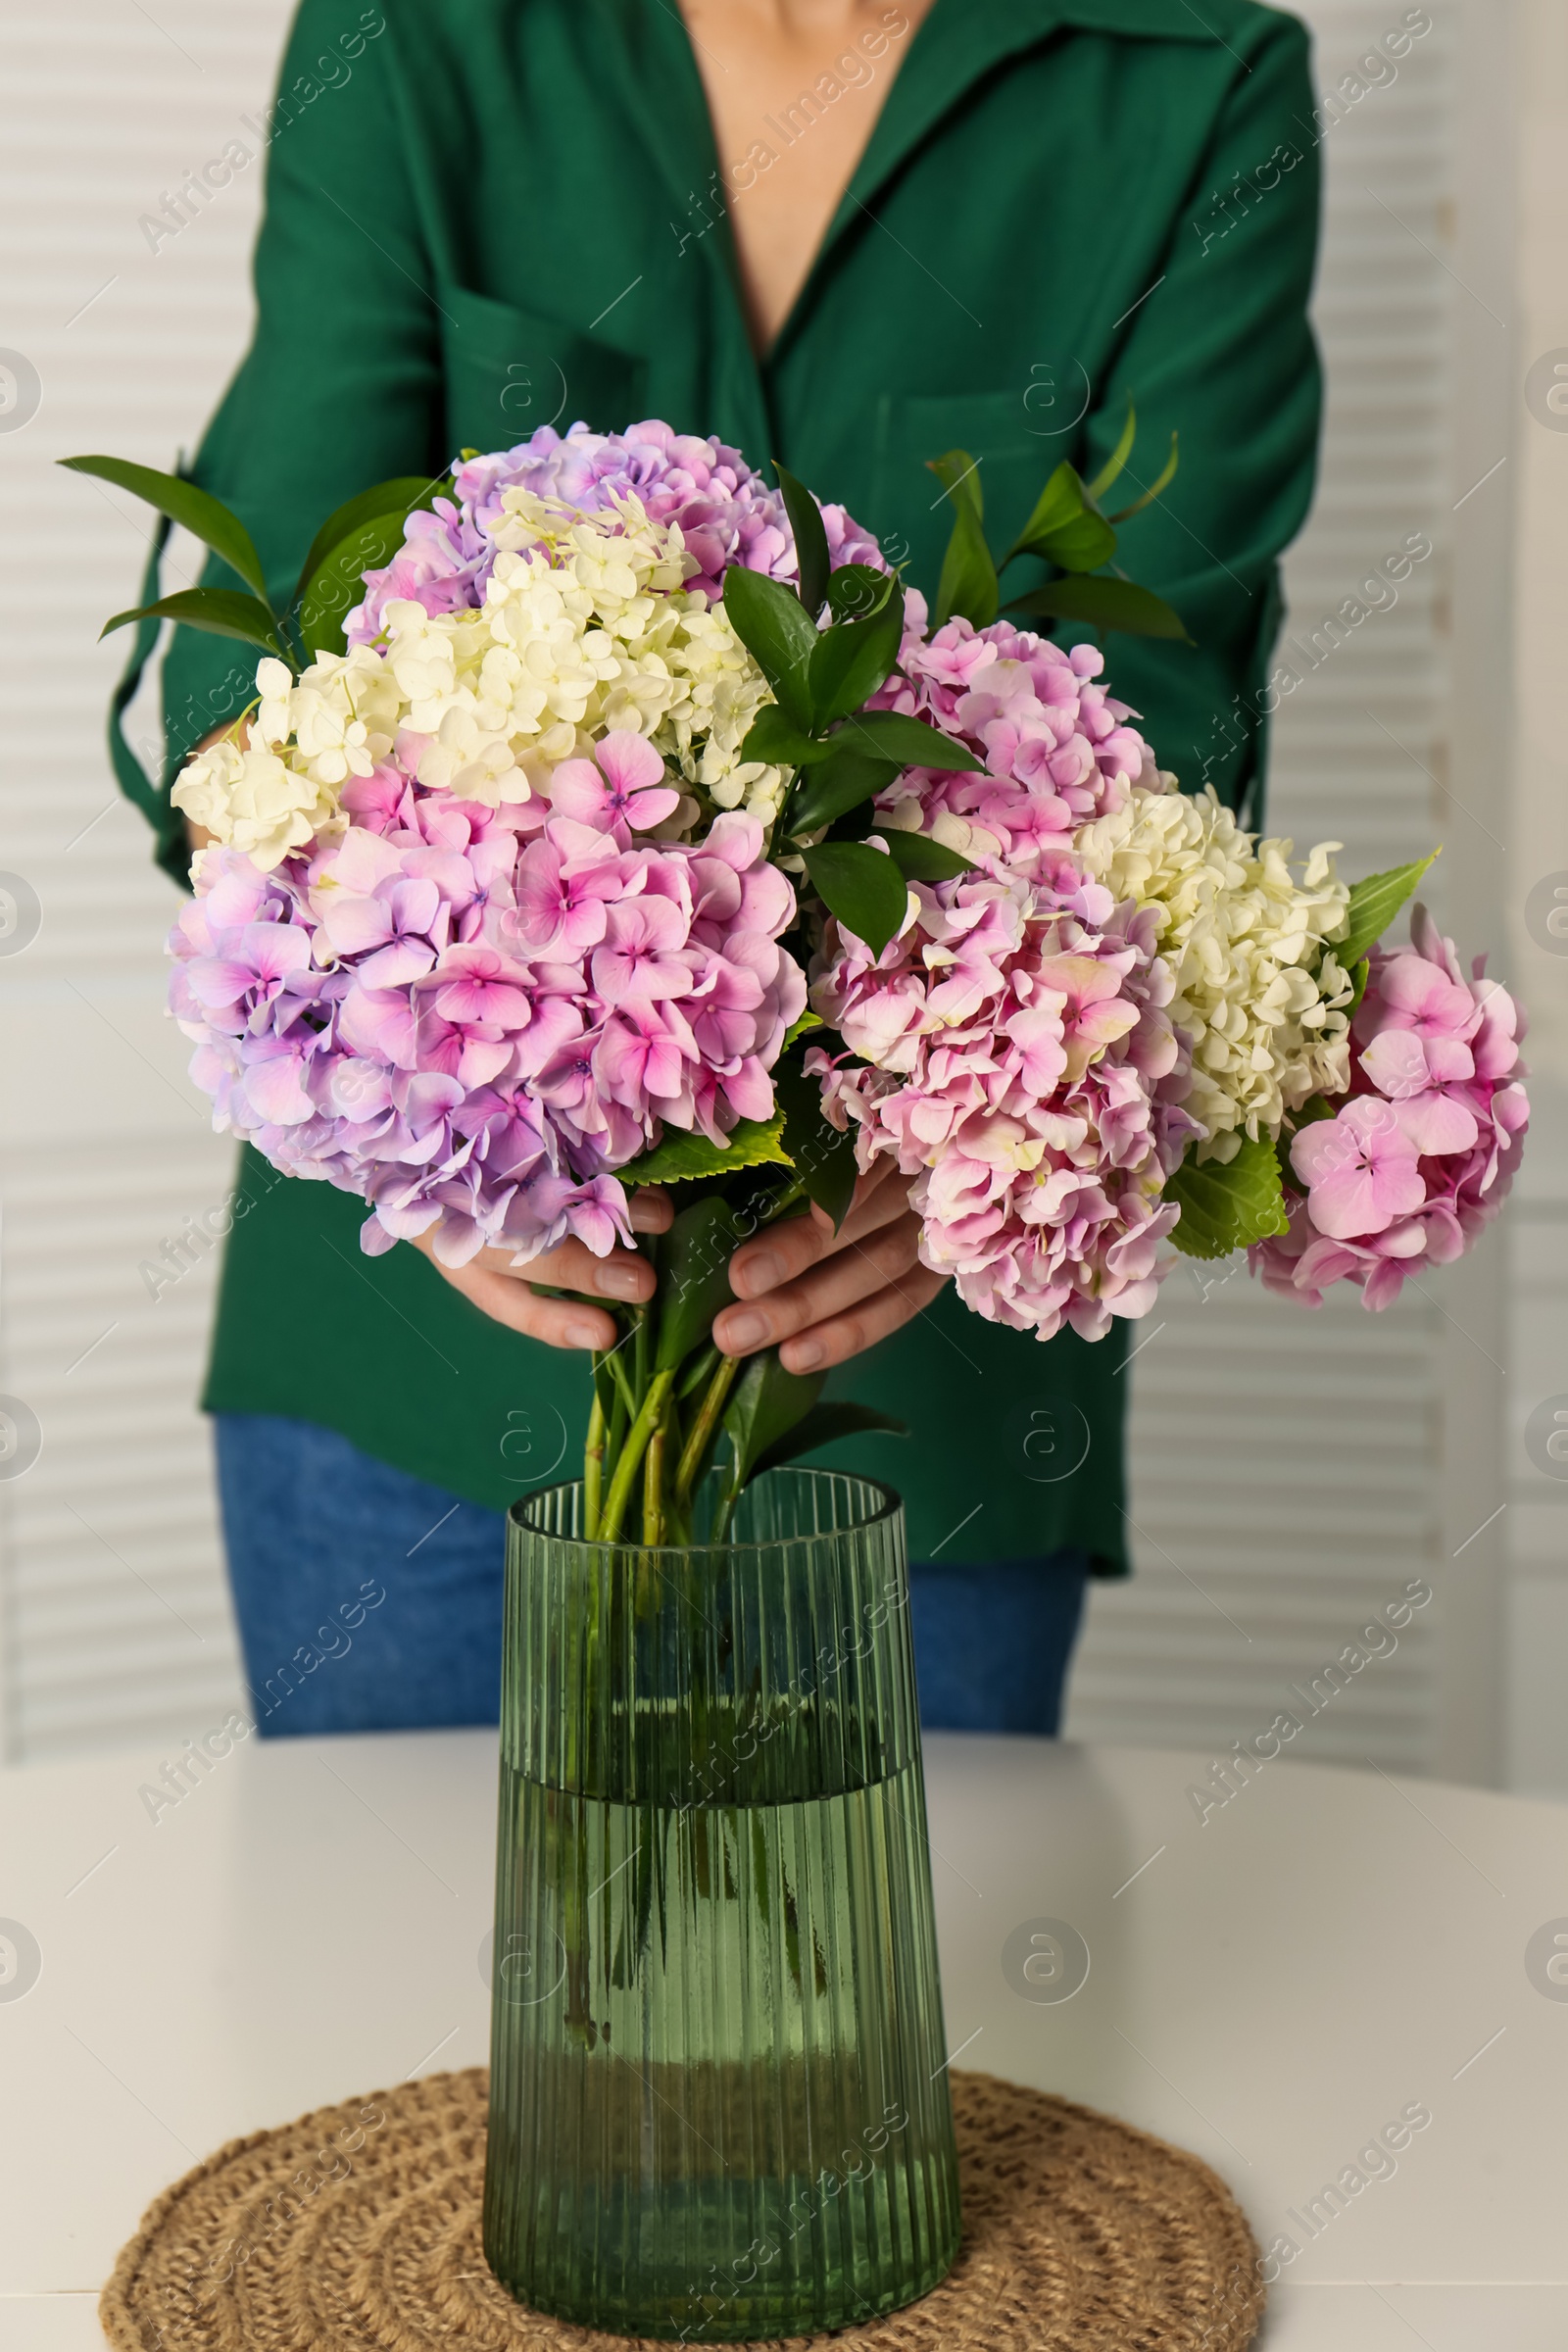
[410,1188,673,1350]
[714,1163,946,1375]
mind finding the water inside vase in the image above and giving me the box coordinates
[484,1743,960,2340]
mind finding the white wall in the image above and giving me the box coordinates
[0,0,1559,1782]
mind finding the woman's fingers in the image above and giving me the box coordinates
[453,1232,655,1304]
[424,1255,620,1351]
[716,1165,944,1372]
[520,1235,656,1302]
[776,1260,949,1375]
[714,1206,940,1367]
[720,1211,924,1349]
[627,1187,672,1234]
[407,1194,674,1353]
[727,1162,903,1301]
[401,1166,946,1367]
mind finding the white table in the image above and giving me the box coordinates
[2,1731,1565,2350]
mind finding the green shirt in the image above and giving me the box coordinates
[142,0,1321,1571]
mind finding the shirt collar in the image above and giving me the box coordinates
[596,0,1226,392]
[784,0,1227,365]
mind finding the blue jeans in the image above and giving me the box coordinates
[214,1415,1087,1740]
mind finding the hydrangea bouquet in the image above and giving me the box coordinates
[70,421,1530,2340]
[69,422,1527,1544]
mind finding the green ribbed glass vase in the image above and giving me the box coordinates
[482,1466,961,2341]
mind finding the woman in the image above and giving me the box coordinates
[124,0,1321,1737]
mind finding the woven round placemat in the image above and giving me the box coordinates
[100,2066,1264,2350]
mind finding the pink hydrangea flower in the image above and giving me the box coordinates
[549,732,681,847]
[864,596,1157,876]
[805,606,1189,1344]
[1250,907,1529,1310]
[811,860,1199,1343]
[1289,1097,1426,1240]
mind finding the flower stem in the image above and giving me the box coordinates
[583,1387,607,1538]
[603,1381,627,1501]
[675,1351,740,1508]
[767,763,807,865]
[604,1336,637,1421]
[600,1367,676,1545]
[710,1454,742,1548]
[642,1393,672,1546]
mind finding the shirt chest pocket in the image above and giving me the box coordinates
[869,386,1074,599]
[435,282,648,453]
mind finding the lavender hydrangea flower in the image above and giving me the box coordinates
[346,419,883,642]
[170,741,805,1269]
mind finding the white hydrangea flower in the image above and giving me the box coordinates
[173,649,384,871]
[1076,783,1354,1159]
[173,496,792,864]
[172,733,344,872]
[651,602,788,824]
[475,494,787,821]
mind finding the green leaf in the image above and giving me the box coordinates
[723,1353,826,1494]
[99,587,285,658]
[1004,461,1116,573]
[786,743,902,839]
[1167,1134,1291,1261]
[1042,514,1118,572]
[296,508,427,661]
[775,1059,858,1230]
[774,463,831,619]
[928,446,984,522]
[826,563,892,622]
[615,1114,789,1189]
[289,473,445,607]
[782,1009,823,1050]
[1086,400,1138,504]
[61,456,271,605]
[1348,955,1371,1017]
[927,448,999,629]
[1009,576,1191,642]
[676,1342,720,1401]
[807,576,906,721]
[1106,432,1180,525]
[752,1400,907,1481]
[1337,853,1440,969]
[738,705,834,768]
[801,839,909,958]
[832,709,987,774]
[722,567,819,730]
[881,830,974,881]
[1002,460,1090,559]
[655,1196,747,1373]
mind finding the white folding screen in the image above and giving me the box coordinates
[0,0,1529,1777]
[1500,0,1568,1797]
[1066,0,1460,1768]
[0,8,291,1759]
